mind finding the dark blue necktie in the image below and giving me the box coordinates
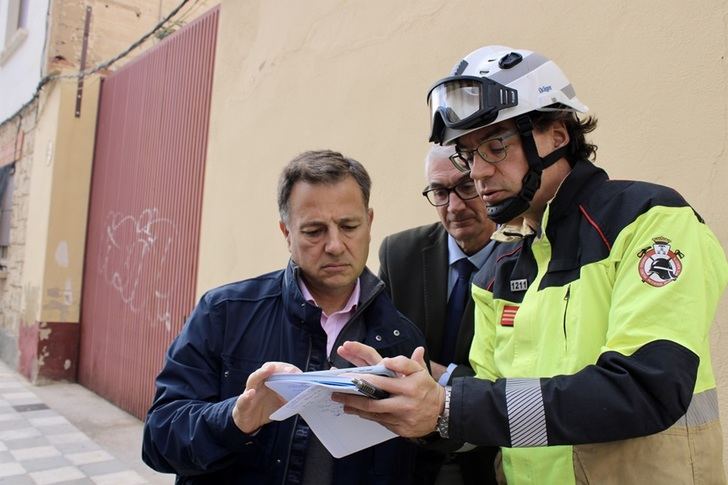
[441,258,476,364]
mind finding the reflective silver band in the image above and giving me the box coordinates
[674,388,720,428]
[505,378,548,447]
[562,84,577,99]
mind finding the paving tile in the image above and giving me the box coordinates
[0,418,33,431]
[0,450,17,463]
[28,465,85,484]
[13,403,50,413]
[28,416,69,427]
[53,441,100,456]
[6,400,43,408]
[0,362,162,484]
[4,436,51,450]
[0,381,25,389]
[21,409,57,420]
[8,399,44,407]
[0,474,36,484]
[0,412,23,422]
[80,459,126,477]
[90,470,147,484]
[65,450,114,466]
[0,427,42,441]
[0,462,26,477]
[47,432,90,446]
[18,455,71,473]
[2,392,39,402]
[34,423,78,436]
[10,446,62,461]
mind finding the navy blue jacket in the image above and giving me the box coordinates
[142,262,424,484]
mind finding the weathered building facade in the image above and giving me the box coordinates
[0,0,216,388]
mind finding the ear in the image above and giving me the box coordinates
[279,220,292,251]
[551,120,569,148]
[367,208,374,226]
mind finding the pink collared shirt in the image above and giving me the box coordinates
[298,278,360,356]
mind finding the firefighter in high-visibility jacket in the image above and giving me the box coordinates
[334,45,728,484]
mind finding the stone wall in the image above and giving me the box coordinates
[0,101,36,367]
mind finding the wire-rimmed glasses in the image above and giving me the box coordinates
[449,130,519,172]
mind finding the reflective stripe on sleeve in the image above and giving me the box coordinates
[505,378,548,447]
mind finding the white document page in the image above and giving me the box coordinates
[265,367,397,458]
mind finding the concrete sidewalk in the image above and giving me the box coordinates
[0,361,173,484]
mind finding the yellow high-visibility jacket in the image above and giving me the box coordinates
[449,160,727,484]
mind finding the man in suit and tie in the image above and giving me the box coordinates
[378,145,498,485]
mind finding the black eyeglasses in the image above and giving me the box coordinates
[422,177,479,207]
[450,130,519,172]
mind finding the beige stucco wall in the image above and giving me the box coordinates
[47,0,219,75]
[21,75,100,325]
[201,0,728,462]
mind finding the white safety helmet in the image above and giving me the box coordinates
[428,45,588,145]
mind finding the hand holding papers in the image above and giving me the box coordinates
[265,365,396,458]
[266,364,393,401]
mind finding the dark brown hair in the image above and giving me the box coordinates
[530,108,599,163]
[277,150,371,223]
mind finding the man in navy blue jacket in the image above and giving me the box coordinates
[142,150,425,484]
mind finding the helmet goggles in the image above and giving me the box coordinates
[427,75,518,142]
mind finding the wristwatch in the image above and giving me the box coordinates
[435,385,452,438]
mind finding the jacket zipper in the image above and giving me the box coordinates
[562,285,571,349]
[280,331,313,485]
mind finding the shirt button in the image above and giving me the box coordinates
[223,370,230,378]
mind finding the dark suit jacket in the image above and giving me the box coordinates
[378,222,497,485]
[379,223,475,374]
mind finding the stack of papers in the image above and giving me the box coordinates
[265,365,397,458]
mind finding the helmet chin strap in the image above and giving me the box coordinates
[486,115,567,224]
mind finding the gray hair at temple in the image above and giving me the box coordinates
[277,149,372,224]
[424,144,457,178]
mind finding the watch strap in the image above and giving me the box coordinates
[435,385,452,438]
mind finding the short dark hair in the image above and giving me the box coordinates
[529,108,599,163]
[277,150,371,223]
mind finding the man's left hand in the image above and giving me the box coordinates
[332,346,445,438]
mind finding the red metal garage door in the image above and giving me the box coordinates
[79,7,218,419]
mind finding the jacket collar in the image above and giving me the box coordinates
[282,260,384,326]
[547,159,609,222]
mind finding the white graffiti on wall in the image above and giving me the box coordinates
[97,208,178,331]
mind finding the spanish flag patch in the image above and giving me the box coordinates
[500,305,519,327]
